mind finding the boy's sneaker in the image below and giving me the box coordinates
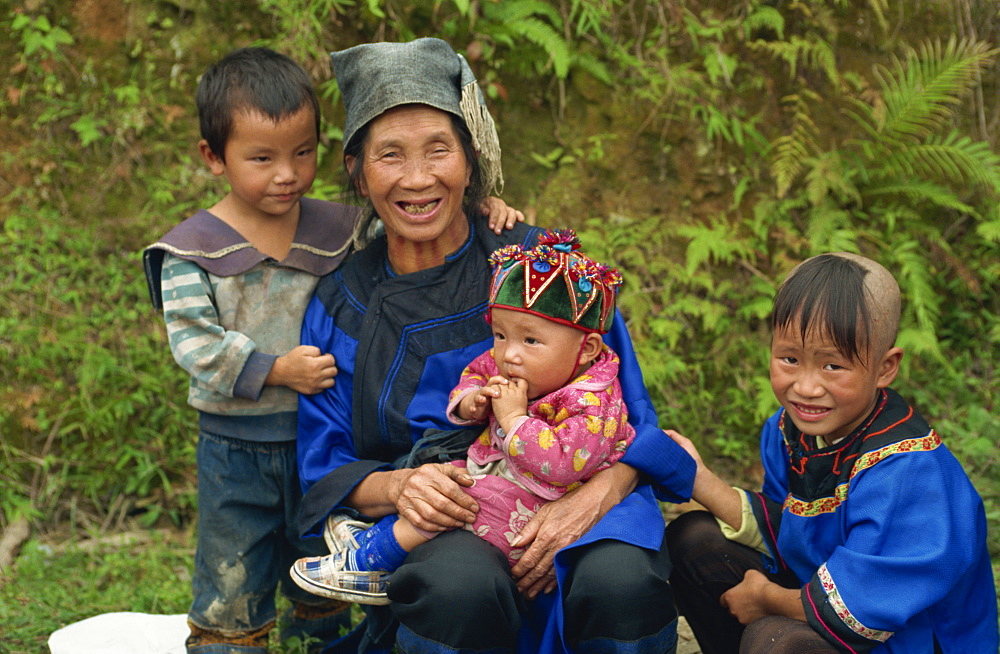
[323,514,372,554]
[290,553,390,605]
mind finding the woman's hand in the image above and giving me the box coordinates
[387,464,479,532]
[509,463,638,598]
[482,196,525,234]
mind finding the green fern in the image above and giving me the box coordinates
[677,217,754,277]
[748,36,838,84]
[803,151,860,207]
[742,5,785,40]
[771,91,822,198]
[863,180,979,218]
[570,51,613,86]
[892,240,944,346]
[481,1,572,78]
[868,38,998,141]
[878,132,1000,192]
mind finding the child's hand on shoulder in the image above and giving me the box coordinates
[268,345,337,394]
[481,196,525,234]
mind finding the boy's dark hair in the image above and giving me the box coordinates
[196,47,321,162]
[771,254,871,365]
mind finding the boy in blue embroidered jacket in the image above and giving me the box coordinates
[664,252,997,654]
[143,47,523,653]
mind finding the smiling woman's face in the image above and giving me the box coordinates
[349,104,472,254]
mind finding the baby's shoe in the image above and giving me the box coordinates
[323,514,372,554]
[290,552,390,605]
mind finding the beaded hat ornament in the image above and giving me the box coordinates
[487,229,622,334]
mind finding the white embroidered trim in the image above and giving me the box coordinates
[817,563,893,643]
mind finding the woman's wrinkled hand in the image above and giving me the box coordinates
[509,463,637,598]
[388,463,478,532]
[508,496,587,598]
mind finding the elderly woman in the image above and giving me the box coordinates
[296,38,695,653]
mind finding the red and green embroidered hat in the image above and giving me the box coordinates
[487,229,623,334]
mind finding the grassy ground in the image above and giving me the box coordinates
[0,528,193,653]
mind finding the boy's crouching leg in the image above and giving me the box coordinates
[562,536,678,654]
[739,616,837,654]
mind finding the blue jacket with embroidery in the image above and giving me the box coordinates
[746,389,997,653]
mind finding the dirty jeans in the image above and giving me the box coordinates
[189,430,340,644]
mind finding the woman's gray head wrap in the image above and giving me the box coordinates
[331,37,503,194]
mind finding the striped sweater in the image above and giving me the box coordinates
[142,199,357,441]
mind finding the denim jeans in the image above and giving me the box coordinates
[188,430,341,644]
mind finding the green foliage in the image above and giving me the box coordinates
[0,0,997,629]
[0,208,197,528]
[11,14,74,59]
[0,535,193,651]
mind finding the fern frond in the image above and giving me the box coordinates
[566,0,612,38]
[771,92,822,198]
[742,5,785,40]
[480,0,572,77]
[864,0,889,32]
[975,219,1000,244]
[505,17,572,78]
[896,325,944,363]
[875,37,998,141]
[804,151,861,207]
[802,204,856,252]
[486,0,563,26]
[570,52,613,86]
[863,180,979,219]
[893,240,942,337]
[677,217,751,277]
[877,132,1000,192]
[748,37,837,84]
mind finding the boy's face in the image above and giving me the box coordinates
[490,308,589,401]
[199,106,318,222]
[769,322,902,444]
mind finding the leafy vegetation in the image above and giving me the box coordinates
[1,533,193,650]
[1,0,997,648]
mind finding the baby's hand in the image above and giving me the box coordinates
[269,345,337,394]
[459,375,510,422]
[481,196,525,234]
[492,378,529,430]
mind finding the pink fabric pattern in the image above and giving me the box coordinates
[445,346,634,565]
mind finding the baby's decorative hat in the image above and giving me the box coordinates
[330,37,503,194]
[488,229,622,334]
